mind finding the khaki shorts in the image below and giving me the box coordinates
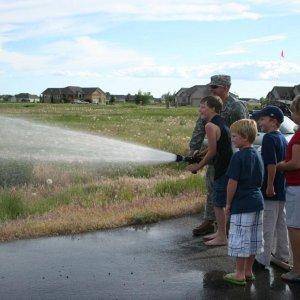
[286,186,300,229]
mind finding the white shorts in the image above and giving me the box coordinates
[286,186,300,229]
[228,211,263,258]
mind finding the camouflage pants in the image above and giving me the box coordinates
[203,165,216,221]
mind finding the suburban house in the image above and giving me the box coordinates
[15,93,40,103]
[0,95,16,102]
[294,84,300,96]
[108,94,138,103]
[175,85,211,107]
[266,85,300,104]
[41,86,106,104]
[239,98,260,106]
[239,98,259,103]
[175,85,238,107]
[110,95,127,103]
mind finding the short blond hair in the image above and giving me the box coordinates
[291,95,300,114]
[230,119,257,143]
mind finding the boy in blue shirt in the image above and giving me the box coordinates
[254,106,290,268]
[224,119,264,285]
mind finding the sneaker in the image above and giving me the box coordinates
[281,271,300,283]
[192,220,215,236]
[253,259,266,270]
[270,253,292,271]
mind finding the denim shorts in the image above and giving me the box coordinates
[286,186,300,229]
[212,174,228,208]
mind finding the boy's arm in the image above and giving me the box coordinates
[261,135,277,197]
[277,145,300,171]
[186,122,217,173]
[266,164,276,197]
[226,179,238,215]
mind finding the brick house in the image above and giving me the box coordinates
[175,85,238,107]
[266,86,295,102]
[294,85,300,97]
[41,86,106,104]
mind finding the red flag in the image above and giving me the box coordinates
[281,50,284,58]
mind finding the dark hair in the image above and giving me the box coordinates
[200,96,223,114]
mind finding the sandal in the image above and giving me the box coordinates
[245,274,255,281]
[224,273,246,286]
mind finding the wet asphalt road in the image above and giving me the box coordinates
[0,215,299,299]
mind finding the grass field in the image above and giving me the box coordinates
[0,103,207,241]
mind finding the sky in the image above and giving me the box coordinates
[0,0,299,98]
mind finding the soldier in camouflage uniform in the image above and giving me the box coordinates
[190,75,249,236]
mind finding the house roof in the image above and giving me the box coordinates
[271,86,295,99]
[111,95,127,101]
[188,85,210,96]
[63,86,82,94]
[175,88,188,97]
[42,88,63,95]
[176,85,209,100]
[15,93,39,99]
[82,87,105,94]
[42,86,105,95]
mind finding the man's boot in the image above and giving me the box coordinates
[192,220,215,236]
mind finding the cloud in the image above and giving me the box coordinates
[1,32,299,83]
[216,46,248,56]
[113,60,300,82]
[217,34,287,56]
[238,34,287,44]
[0,36,154,75]
[1,1,299,44]
[0,0,263,43]
[0,1,261,24]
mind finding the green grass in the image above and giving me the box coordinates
[0,192,27,221]
[154,175,206,197]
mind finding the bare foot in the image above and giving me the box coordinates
[204,236,227,246]
[203,232,217,241]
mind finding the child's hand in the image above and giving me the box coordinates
[276,161,285,171]
[186,163,201,173]
[266,185,276,197]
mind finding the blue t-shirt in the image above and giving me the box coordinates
[226,147,264,214]
[261,131,287,201]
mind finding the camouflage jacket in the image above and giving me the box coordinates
[189,94,249,151]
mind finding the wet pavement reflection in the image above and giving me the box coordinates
[0,215,299,299]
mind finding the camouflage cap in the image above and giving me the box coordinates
[208,75,231,87]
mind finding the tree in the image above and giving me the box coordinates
[125,93,132,102]
[109,95,116,105]
[134,90,153,105]
[260,97,269,108]
[162,92,176,108]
